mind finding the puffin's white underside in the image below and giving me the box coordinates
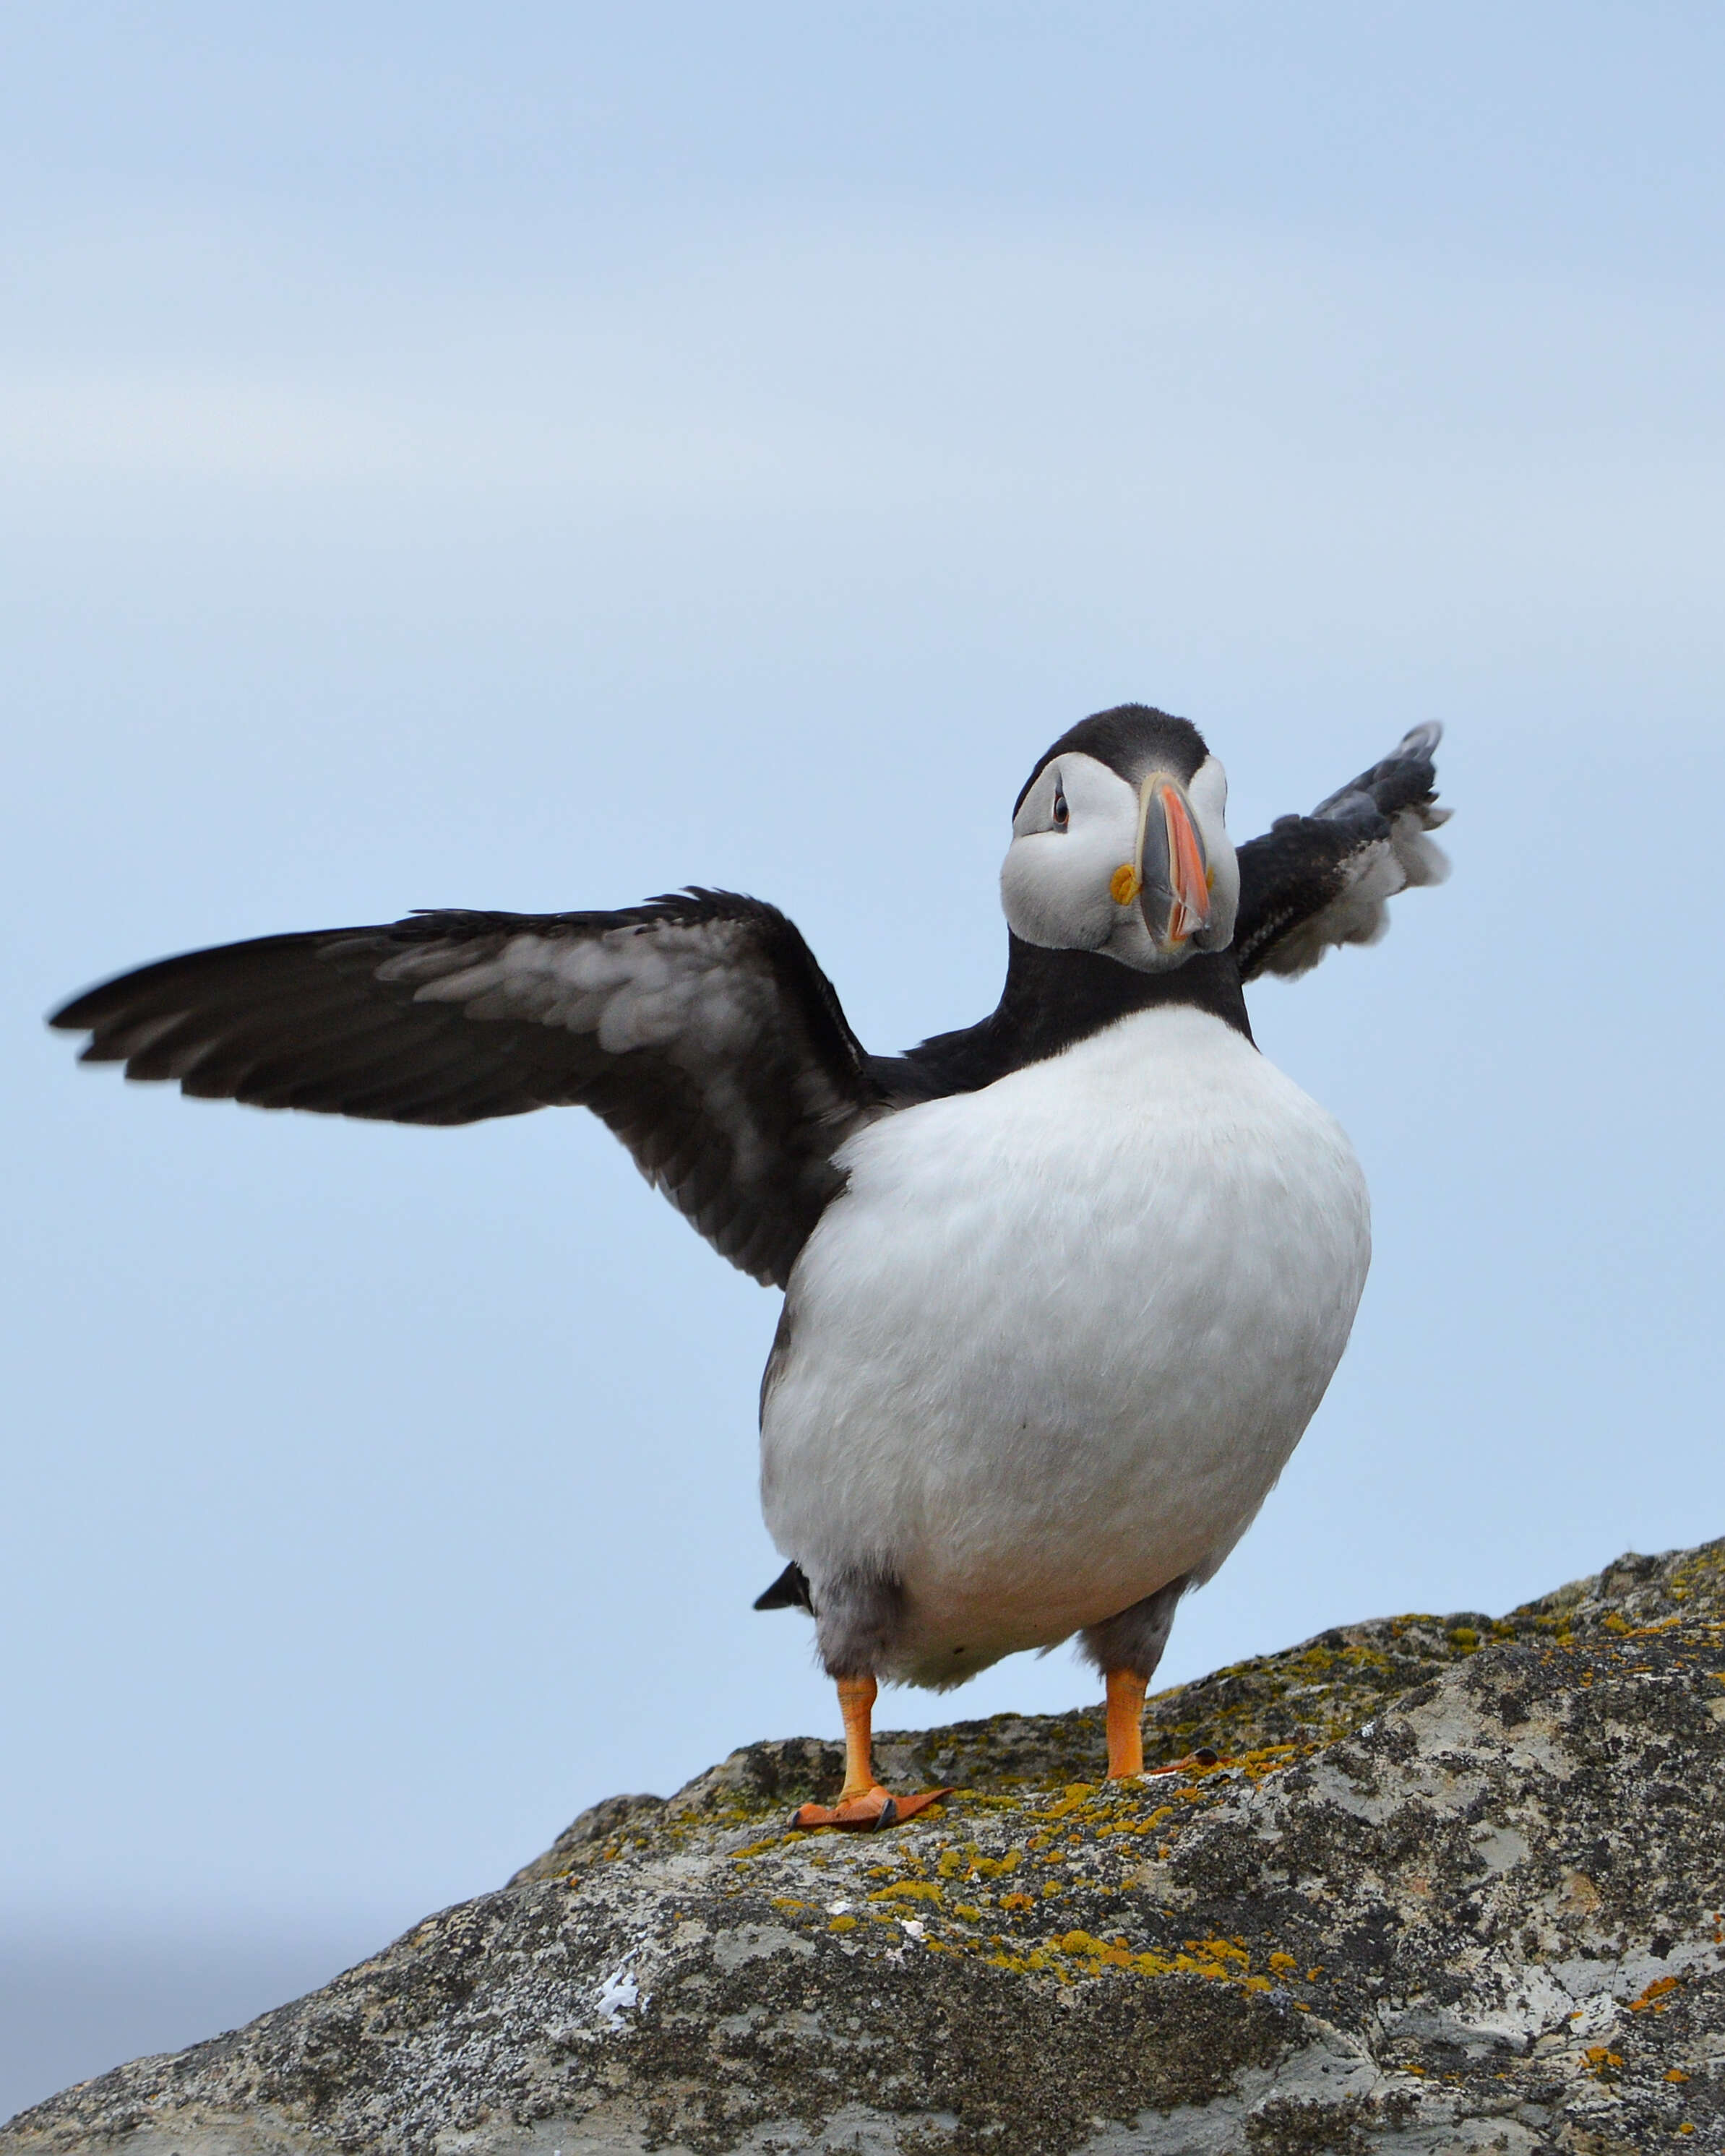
[760,1005,1370,1688]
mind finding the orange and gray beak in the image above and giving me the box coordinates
[1110,775,1213,952]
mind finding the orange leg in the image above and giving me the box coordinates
[789,1675,955,1832]
[836,1673,881,1803]
[1105,1668,1148,1778]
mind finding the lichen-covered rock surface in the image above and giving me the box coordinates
[9,1540,1724,2156]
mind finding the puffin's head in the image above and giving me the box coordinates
[1001,704,1240,973]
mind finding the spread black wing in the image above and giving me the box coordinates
[49,890,885,1288]
[1233,723,1450,982]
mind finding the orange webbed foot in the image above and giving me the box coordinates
[789,1784,953,1832]
[797,1673,952,1829]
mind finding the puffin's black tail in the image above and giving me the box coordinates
[753,1561,814,1612]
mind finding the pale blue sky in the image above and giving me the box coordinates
[4,2,1723,2116]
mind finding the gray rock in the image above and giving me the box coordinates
[7,1539,1724,2155]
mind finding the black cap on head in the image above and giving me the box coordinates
[1015,704,1210,816]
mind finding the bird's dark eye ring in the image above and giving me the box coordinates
[1051,779,1069,829]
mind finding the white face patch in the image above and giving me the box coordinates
[1000,750,1239,971]
[1185,755,1239,955]
[1001,752,1140,956]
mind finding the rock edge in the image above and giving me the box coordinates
[7,1540,1724,2155]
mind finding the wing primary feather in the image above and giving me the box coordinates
[49,897,883,1285]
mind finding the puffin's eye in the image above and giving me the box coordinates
[1051,779,1069,830]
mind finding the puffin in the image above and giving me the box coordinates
[51,705,1448,1829]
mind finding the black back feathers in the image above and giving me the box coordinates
[754,1562,814,1612]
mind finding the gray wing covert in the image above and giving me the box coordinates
[49,890,884,1288]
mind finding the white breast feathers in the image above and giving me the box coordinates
[760,1005,1370,1688]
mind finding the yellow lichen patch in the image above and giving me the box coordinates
[972,1849,1024,1876]
[827,1915,858,1932]
[729,1837,784,1861]
[1030,1786,1100,1821]
[953,1904,984,1923]
[768,1897,809,1913]
[1666,2069,1692,2084]
[1447,1627,1479,1652]
[1340,1644,1395,1673]
[1582,2046,1623,2082]
[1629,1975,1682,2011]
[1187,1936,1249,1967]
[1268,1952,1299,1975]
[867,1880,942,1904]
[999,1892,1035,1911]
[1039,1929,1273,1986]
